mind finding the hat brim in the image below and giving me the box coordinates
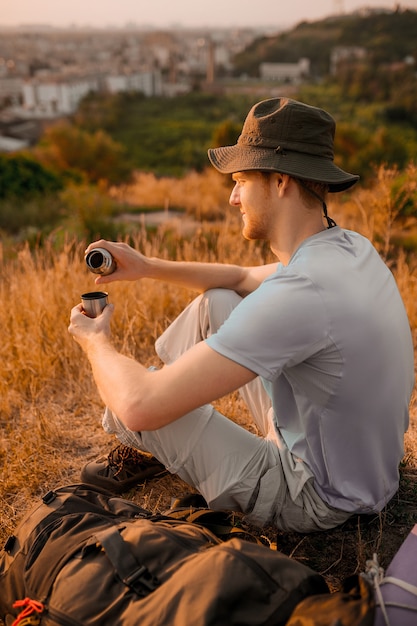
[208,145,359,193]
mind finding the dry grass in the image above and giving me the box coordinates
[111,169,232,220]
[0,169,416,596]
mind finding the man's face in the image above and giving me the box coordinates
[229,171,275,241]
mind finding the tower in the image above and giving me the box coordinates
[206,38,215,84]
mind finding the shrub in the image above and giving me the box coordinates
[0,154,63,199]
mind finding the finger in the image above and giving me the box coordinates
[69,303,83,324]
[95,274,112,285]
[85,239,108,255]
[102,303,114,319]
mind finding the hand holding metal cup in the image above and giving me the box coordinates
[81,291,109,318]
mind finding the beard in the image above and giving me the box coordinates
[241,213,269,241]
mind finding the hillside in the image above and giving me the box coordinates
[61,8,417,181]
[233,8,417,77]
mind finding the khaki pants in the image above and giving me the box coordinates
[103,289,351,532]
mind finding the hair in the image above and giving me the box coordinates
[294,178,329,208]
[258,172,328,207]
[259,171,335,228]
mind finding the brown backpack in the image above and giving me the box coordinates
[287,575,375,626]
[0,484,328,625]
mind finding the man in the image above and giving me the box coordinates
[69,97,414,532]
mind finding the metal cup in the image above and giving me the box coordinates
[81,291,109,318]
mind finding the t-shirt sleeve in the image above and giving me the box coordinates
[206,273,328,382]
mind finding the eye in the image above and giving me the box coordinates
[232,172,245,185]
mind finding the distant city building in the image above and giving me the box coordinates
[21,69,163,116]
[0,76,24,107]
[330,46,367,75]
[259,58,310,83]
[0,25,262,126]
[0,116,42,150]
[22,76,100,115]
[105,70,163,97]
[0,135,28,151]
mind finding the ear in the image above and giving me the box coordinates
[274,173,291,194]
[280,174,292,188]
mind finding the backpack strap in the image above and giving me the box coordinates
[164,507,267,545]
[95,526,160,597]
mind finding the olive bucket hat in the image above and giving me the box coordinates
[208,97,359,193]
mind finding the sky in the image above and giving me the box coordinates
[1,0,417,30]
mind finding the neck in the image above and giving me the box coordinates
[259,174,328,265]
[270,208,326,265]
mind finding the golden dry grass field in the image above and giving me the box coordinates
[0,166,416,595]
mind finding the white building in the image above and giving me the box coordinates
[259,58,310,83]
[0,77,24,106]
[22,69,163,116]
[330,46,367,75]
[22,77,100,115]
[0,135,29,152]
[105,71,162,96]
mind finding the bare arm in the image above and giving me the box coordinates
[68,303,256,430]
[86,240,277,297]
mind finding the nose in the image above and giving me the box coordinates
[229,184,240,207]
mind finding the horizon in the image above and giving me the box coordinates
[1,0,416,31]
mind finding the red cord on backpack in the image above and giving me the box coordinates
[12,597,44,625]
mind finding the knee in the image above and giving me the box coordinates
[202,288,242,312]
[201,289,242,335]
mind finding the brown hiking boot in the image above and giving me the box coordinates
[80,444,167,494]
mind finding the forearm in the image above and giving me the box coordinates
[83,337,256,432]
[84,334,149,420]
[145,257,250,295]
[69,303,257,432]
[69,303,157,427]
[88,241,277,295]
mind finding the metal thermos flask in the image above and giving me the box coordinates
[85,248,116,275]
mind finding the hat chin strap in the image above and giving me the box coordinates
[322,203,337,229]
[296,179,337,229]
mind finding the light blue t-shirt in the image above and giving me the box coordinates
[206,227,415,513]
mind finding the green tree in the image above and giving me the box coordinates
[72,92,254,177]
[0,154,63,199]
[36,122,133,186]
[211,120,241,148]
